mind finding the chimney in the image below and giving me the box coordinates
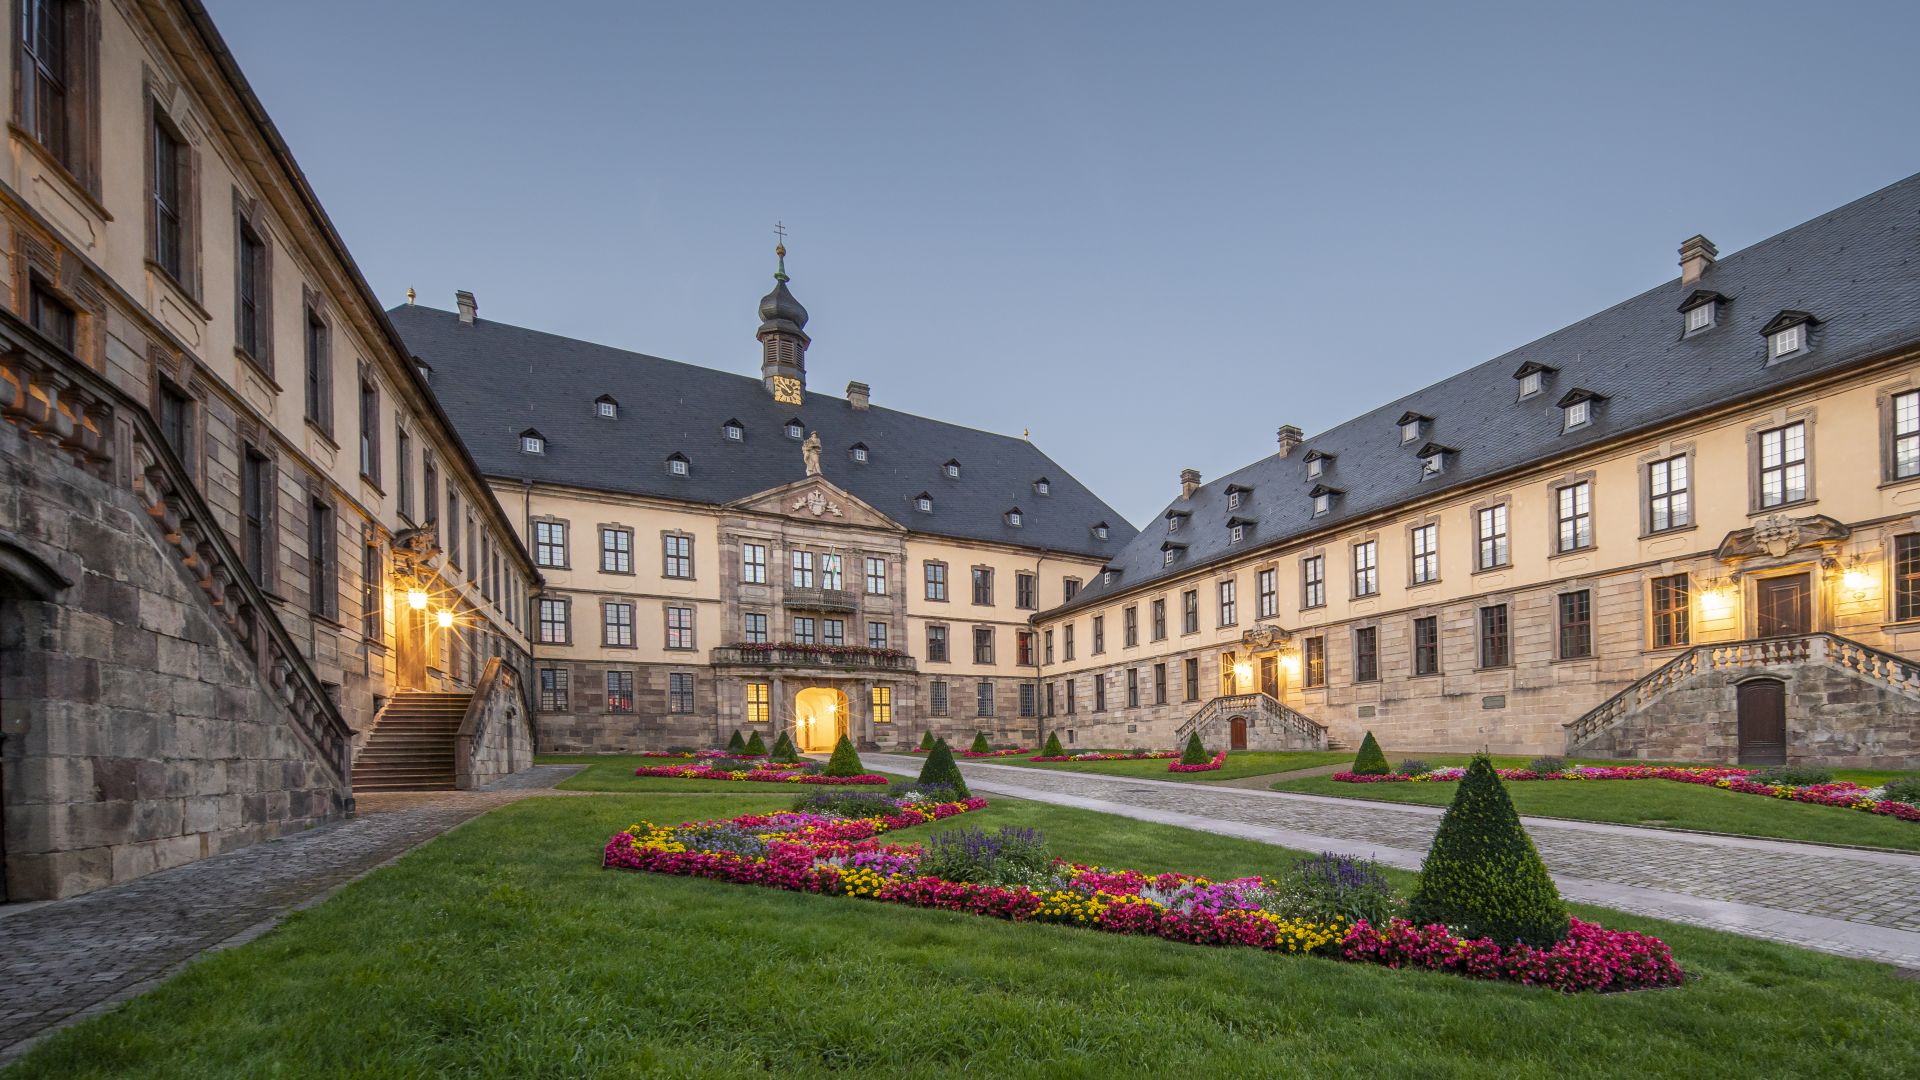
[1678,235,1717,285]
[455,290,477,324]
[846,381,870,410]
[1276,424,1303,458]
[1180,468,1201,500]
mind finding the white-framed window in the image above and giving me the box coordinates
[1894,390,1920,479]
[667,455,689,476]
[916,495,933,513]
[1564,399,1592,431]
[1227,490,1242,510]
[1314,492,1332,516]
[1758,422,1808,507]
[851,445,868,463]
[786,421,804,439]
[521,434,544,454]
[742,542,767,584]
[865,557,887,595]
[1168,514,1182,534]
[1519,370,1542,398]
[724,422,743,441]
[1770,323,1804,359]
[1092,524,1108,539]
[1400,420,1422,443]
[1301,555,1325,608]
[1685,302,1715,333]
[1007,510,1022,527]
[1421,452,1443,477]
[596,399,617,419]
[1556,481,1594,553]
[791,550,814,588]
[1352,540,1379,597]
[1035,479,1050,495]
[1230,524,1244,544]
[944,461,961,478]
[1476,504,1509,570]
[1410,523,1438,585]
[1648,455,1690,531]
[1163,549,1176,567]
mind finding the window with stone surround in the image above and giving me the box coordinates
[663,605,693,650]
[930,679,949,716]
[241,447,273,587]
[668,672,694,713]
[746,682,770,723]
[1558,590,1593,659]
[235,198,273,371]
[1353,627,1379,682]
[663,533,693,579]
[303,301,331,433]
[872,686,893,724]
[742,542,767,584]
[1478,604,1510,668]
[1301,555,1326,609]
[1304,636,1326,688]
[1556,481,1593,554]
[1017,630,1033,666]
[1257,568,1277,619]
[822,619,845,647]
[926,624,948,662]
[1757,422,1808,509]
[821,554,842,591]
[534,520,567,568]
[1899,535,1920,622]
[308,498,335,619]
[971,566,994,606]
[603,601,634,647]
[1182,590,1199,634]
[1183,658,1200,702]
[1151,598,1167,640]
[1093,674,1106,712]
[1477,505,1509,570]
[1651,574,1691,649]
[538,668,568,711]
[793,617,816,645]
[1153,662,1167,704]
[1124,605,1139,647]
[1412,615,1439,676]
[973,627,994,664]
[19,0,100,191]
[606,671,633,713]
[1218,579,1237,626]
[866,557,888,595]
[1647,455,1690,532]
[924,561,947,601]
[1092,615,1105,654]
[791,550,814,588]
[1064,623,1076,660]
[869,621,888,650]
[538,597,569,644]
[744,612,768,643]
[601,528,632,574]
[977,680,995,717]
[1410,524,1438,585]
[1351,541,1379,598]
[1890,391,1920,481]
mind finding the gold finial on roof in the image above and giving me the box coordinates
[406,287,416,305]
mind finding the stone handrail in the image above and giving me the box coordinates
[1564,632,1920,749]
[0,311,354,786]
[456,655,530,788]
[781,586,859,612]
[1177,691,1327,747]
[709,644,917,672]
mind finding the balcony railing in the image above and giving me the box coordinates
[782,587,859,612]
[710,643,917,673]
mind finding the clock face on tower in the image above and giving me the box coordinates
[771,375,803,405]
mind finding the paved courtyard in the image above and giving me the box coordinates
[0,765,583,1065]
[867,753,1920,970]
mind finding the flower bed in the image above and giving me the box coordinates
[960,747,1032,759]
[1332,764,1920,824]
[1030,751,1178,763]
[1169,750,1229,773]
[602,801,1681,993]
[637,750,699,760]
[632,763,888,786]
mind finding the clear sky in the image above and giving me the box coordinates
[203,0,1920,528]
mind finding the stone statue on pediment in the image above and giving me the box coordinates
[802,431,822,477]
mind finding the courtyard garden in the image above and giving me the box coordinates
[996,747,1351,782]
[8,765,1918,1078]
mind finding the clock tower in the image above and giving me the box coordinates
[757,237,810,404]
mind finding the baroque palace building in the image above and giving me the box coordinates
[1034,174,1920,768]
[392,257,1134,755]
[0,0,537,901]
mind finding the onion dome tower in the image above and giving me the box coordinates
[758,237,809,403]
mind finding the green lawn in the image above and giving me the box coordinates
[1278,761,1920,851]
[537,754,906,793]
[990,749,1352,782]
[1340,751,1912,788]
[10,791,1918,1078]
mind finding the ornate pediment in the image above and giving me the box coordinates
[1715,513,1849,562]
[1241,623,1292,651]
[390,525,443,583]
[727,477,903,532]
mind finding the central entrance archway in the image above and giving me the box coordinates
[793,687,850,753]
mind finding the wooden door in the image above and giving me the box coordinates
[1736,679,1787,765]
[1259,655,1279,699]
[1755,574,1811,638]
[1229,715,1248,751]
[396,604,429,690]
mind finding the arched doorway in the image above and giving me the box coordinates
[793,687,849,753]
[0,539,71,904]
[1736,678,1787,765]
[1228,715,1249,751]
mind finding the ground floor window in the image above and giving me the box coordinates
[871,686,893,724]
[1478,605,1509,668]
[1412,615,1439,676]
[1303,636,1326,688]
[930,679,949,716]
[668,672,694,713]
[1897,535,1920,621]
[539,668,568,711]
[1353,627,1379,682]
[1558,590,1593,659]
[1651,574,1691,649]
[977,680,995,717]
[606,670,633,712]
[1019,682,1036,717]
[1183,658,1199,701]
[745,681,770,724]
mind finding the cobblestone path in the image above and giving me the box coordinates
[0,765,583,1064]
[868,753,1920,970]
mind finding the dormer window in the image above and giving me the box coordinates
[943,459,962,479]
[1161,541,1187,567]
[1396,411,1431,444]
[1556,388,1606,432]
[1034,477,1051,496]
[1005,507,1023,527]
[849,442,869,463]
[1309,483,1341,517]
[1091,522,1110,540]
[785,420,805,439]
[1224,483,1251,510]
[519,429,545,455]
[723,419,744,441]
[1102,570,1113,585]
[1415,443,1456,478]
[1762,310,1817,362]
[1304,450,1332,480]
[1230,524,1244,544]
[666,452,689,476]
[1513,361,1556,401]
[1167,509,1189,534]
[1679,290,1727,336]
[915,492,933,513]
[594,395,618,419]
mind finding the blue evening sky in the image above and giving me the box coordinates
[203,0,1920,527]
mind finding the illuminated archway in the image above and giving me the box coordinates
[793,687,849,753]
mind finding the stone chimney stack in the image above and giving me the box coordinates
[1276,424,1304,458]
[846,381,870,410]
[1678,235,1718,285]
[455,290,477,324]
[1180,468,1201,500]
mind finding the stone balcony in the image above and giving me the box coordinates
[782,587,859,612]
[710,643,917,673]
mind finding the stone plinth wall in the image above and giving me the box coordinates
[0,424,350,900]
[1573,663,1920,768]
[457,658,535,788]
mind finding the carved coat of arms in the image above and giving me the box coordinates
[1752,515,1800,558]
[791,489,843,518]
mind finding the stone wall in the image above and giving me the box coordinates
[456,658,535,788]
[0,423,350,900]
[532,660,720,752]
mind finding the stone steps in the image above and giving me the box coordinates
[352,692,473,793]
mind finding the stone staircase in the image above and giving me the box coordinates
[1177,692,1328,749]
[352,692,473,792]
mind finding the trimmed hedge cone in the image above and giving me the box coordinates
[770,731,799,763]
[919,729,936,751]
[918,738,970,798]
[744,730,768,757]
[726,730,747,754]
[1408,755,1571,947]
[1041,731,1065,757]
[823,735,866,777]
[970,732,992,754]
[1350,731,1391,776]
[1179,731,1211,766]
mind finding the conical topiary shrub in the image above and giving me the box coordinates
[823,734,867,777]
[1351,731,1390,776]
[919,729,936,751]
[917,738,970,799]
[1041,731,1065,757]
[744,730,768,756]
[726,730,747,754]
[770,731,798,763]
[970,732,992,754]
[1408,755,1570,947]
[1179,731,1211,765]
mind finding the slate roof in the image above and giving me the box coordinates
[1054,170,1920,616]
[387,304,1137,559]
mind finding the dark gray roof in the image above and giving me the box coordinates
[388,305,1137,558]
[1056,169,1920,615]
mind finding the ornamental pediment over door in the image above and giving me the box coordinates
[1241,623,1293,651]
[1714,513,1849,563]
[728,477,903,532]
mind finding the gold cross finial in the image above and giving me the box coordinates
[773,221,789,281]
[406,287,415,305]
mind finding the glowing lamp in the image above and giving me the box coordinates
[1697,586,1733,620]
[407,589,429,610]
[1232,661,1254,684]
[1842,563,1872,599]
[1279,654,1300,675]
[436,609,454,629]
